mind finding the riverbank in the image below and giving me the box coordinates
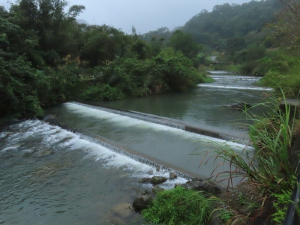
[139,97,300,224]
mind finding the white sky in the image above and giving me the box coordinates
[0,0,252,33]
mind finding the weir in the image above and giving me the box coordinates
[44,117,204,181]
[73,101,251,144]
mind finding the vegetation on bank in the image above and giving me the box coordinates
[142,94,300,225]
[0,0,208,119]
[142,187,213,225]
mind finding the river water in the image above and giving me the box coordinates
[0,72,271,224]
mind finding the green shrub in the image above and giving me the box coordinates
[142,187,212,225]
[271,190,293,224]
[80,84,124,101]
[208,94,298,222]
[154,48,202,91]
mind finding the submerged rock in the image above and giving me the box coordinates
[151,176,167,185]
[132,195,152,211]
[169,172,177,180]
[38,149,54,157]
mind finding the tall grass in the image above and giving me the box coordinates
[207,92,298,223]
[142,187,213,225]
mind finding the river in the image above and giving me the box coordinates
[0,72,272,224]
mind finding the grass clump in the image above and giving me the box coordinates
[208,93,298,223]
[142,187,212,225]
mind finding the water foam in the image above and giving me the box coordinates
[65,102,253,152]
[207,71,231,75]
[210,76,261,81]
[0,120,188,187]
[198,84,274,91]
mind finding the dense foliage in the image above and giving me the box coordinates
[0,0,206,119]
[182,0,282,50]
[141,0,282,52]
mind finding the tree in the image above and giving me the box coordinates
[273,0,300,47]
[167,30,201,60]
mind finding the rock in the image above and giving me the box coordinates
[152,186,164,195]
[169,172,177,179]
[142,190,150,195]
[132,195,152,211]
[230,102,252,111]
[139,177,151,184]
[5,132,15,138]
[209,212,223,225]
[175,179,221,196]
[151,176,167,185]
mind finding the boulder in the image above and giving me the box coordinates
[169,172,177,179]
[175,179,221,196]
[139,177,151,184]
[151,176,167,185]
[152,186,164,195]
[132,195,152,211]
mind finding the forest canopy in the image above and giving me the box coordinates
[0,0,205,119]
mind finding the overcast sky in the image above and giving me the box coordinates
[1,0,252,33]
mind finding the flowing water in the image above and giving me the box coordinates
[91,72,271,137]
[0,72,271,224]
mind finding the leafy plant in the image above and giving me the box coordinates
[203,92,298,222]
[271,189,293,223]
[142,187,212,225]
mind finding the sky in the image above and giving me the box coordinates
[0,0,252,34]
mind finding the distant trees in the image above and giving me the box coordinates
[140,27,172,43]
[272,0,300,47]
[167,30,202,59]
[181,0,282,50]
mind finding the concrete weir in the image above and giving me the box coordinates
[73,101,251,143]
[44,117,204,181]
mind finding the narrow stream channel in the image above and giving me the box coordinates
[0,72,271,224]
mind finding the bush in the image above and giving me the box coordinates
[154,48,202,91]
[142,187,212,225]
[80,84,124,101]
